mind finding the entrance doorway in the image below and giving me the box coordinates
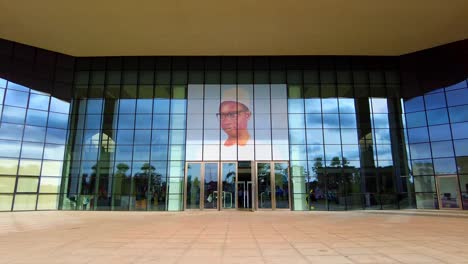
[237,161,253,210]
[257,162,290,209]
[184,161,290,211]
[436,175,462,210]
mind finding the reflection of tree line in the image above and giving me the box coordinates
[306,156,397,206]
[79,162,166,210]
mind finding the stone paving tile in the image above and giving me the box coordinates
[0,210,467,264]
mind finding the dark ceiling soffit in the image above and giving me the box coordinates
[0,38,467,101]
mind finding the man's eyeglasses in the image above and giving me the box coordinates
[216,111,248,120]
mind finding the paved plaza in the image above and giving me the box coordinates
[0,211,467,264]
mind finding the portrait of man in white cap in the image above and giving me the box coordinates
[218,86,252,147]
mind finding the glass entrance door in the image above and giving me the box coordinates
[436,176,462,210]
[237,161,253,210]
[221,162,236,209]
[257,162,290,210]
[185,162,219,209]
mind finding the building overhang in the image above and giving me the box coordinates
[1,0,468,56]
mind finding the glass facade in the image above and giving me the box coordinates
[0,78,70,211]
[0,53,466,212]
[404,81,468,209]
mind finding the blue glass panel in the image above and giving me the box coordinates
[448,105,468,123]
[305,114,322,128]
[87,99,103,114]
[289,145,307,160]
[2,106,26,124]
[115,145,133,160]
[406,112,427,128]
[445,80,467,91]
[151,130,169,144]
[133,145,151,161]
[454,139,468,156]
[426,109,449,126]
[136,99,153,114]
[340,114,357,128]
[289,129,306,145]
[135,114,152,129]
[152,115,169,129]
[433,158,457,175]
[151,145,169,160]
[376,145,393,161]
[46,128,67,144]
[304,99,321,113]
[322,114,339,128]
[28,93,50,111]
[22,125,45,142]
[0,140,21,158]
[431,141,454,158]
[153,99,170,114]
[306,129,323,144]
[451,122,468,139]
[170,114,186,129]
[85,114,101,129]
[118,114,135,129]
[118,99,135,114]
[323,128,341,144]
[325,145,342,160]
[428,125,451,141]
[338,98,356,113]
[134,130,151,145]
[372,114,389,128]
[116,130,134,144]
[412,159,434,176]
[0,88,4,103]
[446,89,468,107]
[7,82,30,92]
[404,96,424,113]
[47,112,69,129]
[288,99,304,113]
[424,93,446,110]
[169,130,185,145]
[410,143,431,159]
[342,145,360,161]
[50,97,70,114]
[341,129,358,144]
[0,78,6,88]
[373,129,390,144]
[307,145,324,160]
[171,100,186,114]
[322,98,338,113]
[43,144,65,160]
[288,114,305,128]
[408,127,429,143]
[20,142,44,159]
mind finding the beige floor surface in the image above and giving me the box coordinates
[0,211,467,264]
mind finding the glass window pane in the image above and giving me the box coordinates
[16,177,39,192]
[0,177,16,193]
[50,97,70,114]
[13,194,37,211]
[41,160,63,176]
[424,93,446,110]
[451,122,468,139]
[446,89,468,107]
[427,109,449,126]
[29,93,50,110]
[0,140,21,158]
[5,90,28,107]
[39,177,61,193]
[433,158,457,175]
[408,127,429,143]
[3,106,26,124]
[18,159,41,176]
[429,125,452,142]
[431,141,454,158]
[406,112,427,128]
[37,194,59,210]
[449,105,468,123]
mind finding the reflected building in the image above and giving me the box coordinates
[0,38,467,212]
